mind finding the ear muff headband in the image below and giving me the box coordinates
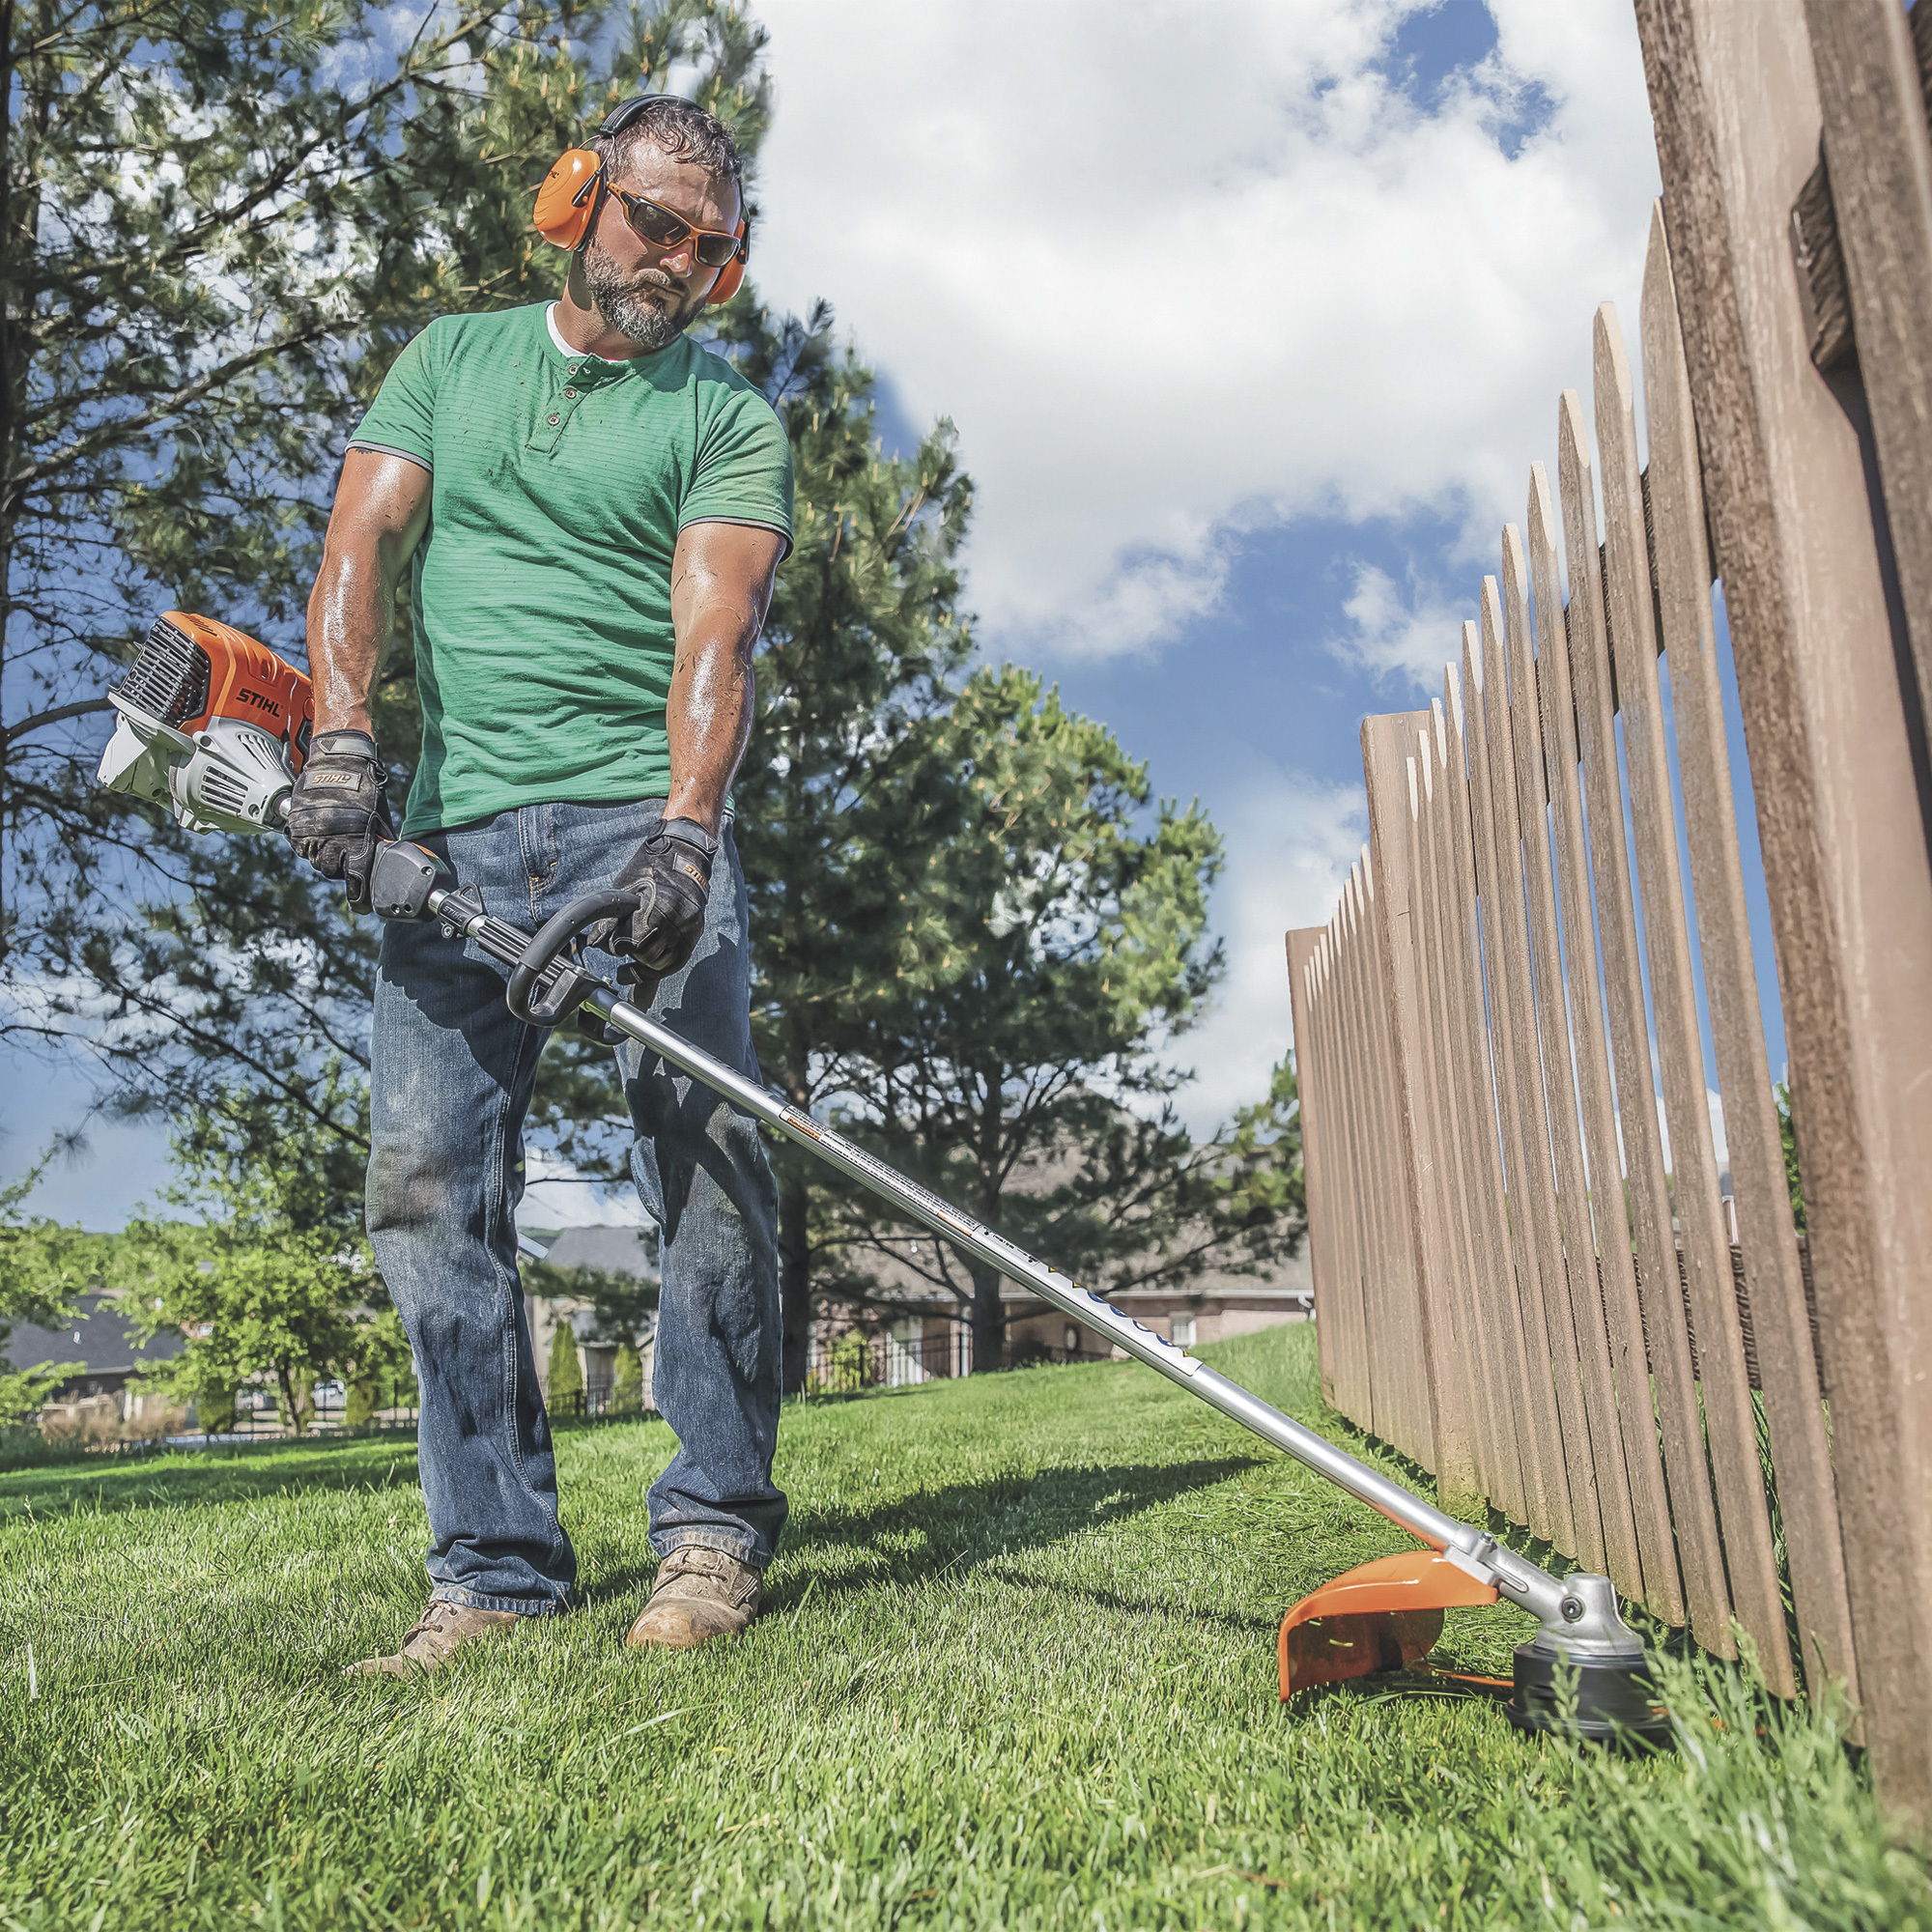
[531,95,749,304]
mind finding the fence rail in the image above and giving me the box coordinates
[1289,0,1932,1831]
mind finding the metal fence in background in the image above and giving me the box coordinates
[797,1327,1114,1393]
[547,1383,654,1421]
[28,1329,1127,1458]
[213,1378,419,1439]
[215,1378,658,1435]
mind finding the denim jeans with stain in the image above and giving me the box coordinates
[366,797,786,1616]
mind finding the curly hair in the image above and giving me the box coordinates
[593,96,743,197]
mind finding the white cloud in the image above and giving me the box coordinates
[1172,763,1368,1135]
[1640,1080,1731,1181]
[747,0,1660,656]
[1329,560,1468,688]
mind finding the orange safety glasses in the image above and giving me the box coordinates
[606,186,745,269]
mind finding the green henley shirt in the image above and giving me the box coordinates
[348,301,793,836]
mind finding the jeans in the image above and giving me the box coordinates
[367,798,786,1616]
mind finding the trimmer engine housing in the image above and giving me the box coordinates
[96,612,313,835]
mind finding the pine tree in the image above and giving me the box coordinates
[2,0,770,1135]
[4,4,1308,1387]
[546,1317,584,1413]
[829,668,1305,1370]
[526,305,976,1397]
[611,1339,644,1411]
[730,316,974,1390]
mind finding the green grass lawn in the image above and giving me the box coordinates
[4,1324,1926,1930]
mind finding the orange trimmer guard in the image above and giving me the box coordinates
[1279,1550,1499,1697]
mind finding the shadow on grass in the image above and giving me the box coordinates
[0,1434,422,1520]
[583,1454,1271,1607]
[972,1566,1286,1638]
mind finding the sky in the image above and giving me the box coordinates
[3,0,1790,1230]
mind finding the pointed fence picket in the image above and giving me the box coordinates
[1634,208,1859,1704]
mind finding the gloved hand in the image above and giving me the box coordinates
[284,728,396,913]
[608,816,718,985]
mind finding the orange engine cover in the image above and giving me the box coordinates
[152,611,314,768]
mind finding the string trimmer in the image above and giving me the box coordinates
[96,615,1669,1744]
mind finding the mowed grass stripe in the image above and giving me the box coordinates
[3,1326,1925,1930]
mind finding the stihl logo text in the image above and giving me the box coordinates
[235,688,281,715]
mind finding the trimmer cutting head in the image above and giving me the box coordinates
[1504,1634,1669,1744]
[1280,1553,1670,1745]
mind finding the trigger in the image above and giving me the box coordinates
[575,1008,623,1047]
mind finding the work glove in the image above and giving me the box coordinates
[284,728,396,914]
[608,816,717,987]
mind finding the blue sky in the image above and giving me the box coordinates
[4,0,1791,1228]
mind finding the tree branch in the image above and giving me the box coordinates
[1,695,112,748]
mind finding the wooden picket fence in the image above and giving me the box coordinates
[1288,0,1932,1832]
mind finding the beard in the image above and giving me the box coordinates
[582,237,699,352]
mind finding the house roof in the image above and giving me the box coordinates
[850,1239,1313,1312]
[535,1224,659,1279]
[5,1293,186,1377]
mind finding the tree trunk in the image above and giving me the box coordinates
[275,1361,310,1435]
[968,1259,1006,1373]
[966,1080,1009,1373]
[779,1164,812,1395]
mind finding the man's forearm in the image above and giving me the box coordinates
[664,523,783,834]
[664,621,757,835]
[306,450,433,738]
[306,545,391,737]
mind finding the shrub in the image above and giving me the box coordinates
[611,1341,644,1412]
[39,1394,120,1447]
[547,1319,583,1409]
[827,1330,869,1394]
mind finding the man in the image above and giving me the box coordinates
[289,96,791,1674]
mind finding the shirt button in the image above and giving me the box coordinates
[567,363,579,374]
[547,413,560,427]
[563,388,577,399]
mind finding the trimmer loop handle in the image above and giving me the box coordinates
[504,889,638,1026]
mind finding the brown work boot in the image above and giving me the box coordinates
[344,1599,523,1678]
[624,1546,763,1650]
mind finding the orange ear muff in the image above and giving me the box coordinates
[705,220,749,305]
[533,149,606,249]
